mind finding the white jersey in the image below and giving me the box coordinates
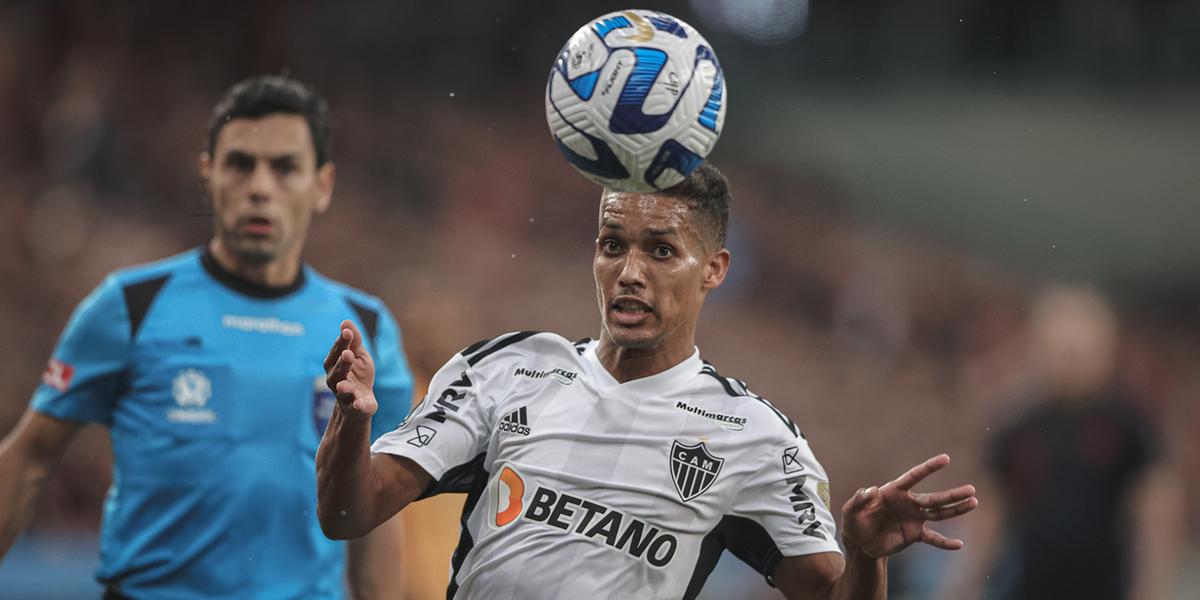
[372,332,840,599]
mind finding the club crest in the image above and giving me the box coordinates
[670,440,724,502]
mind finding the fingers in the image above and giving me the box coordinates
[923,497,979,521]
[842,486,878,515]
[341,319,366,354]
[326,349,355,396]
[916,484,977,509]
[892,454,950,491]
[920,526,964,551]
[323,325,354,372]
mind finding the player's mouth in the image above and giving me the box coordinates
[241,216,275,237]
[610,296,653,326]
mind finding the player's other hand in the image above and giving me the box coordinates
[324,320,377,420]
[840,454,977,560]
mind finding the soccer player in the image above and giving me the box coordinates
[317,164,977,599]
[0,75,413,599]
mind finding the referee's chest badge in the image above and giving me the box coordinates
[670,441,725,502]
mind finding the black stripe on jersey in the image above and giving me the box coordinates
[459,335,499,358]
[465,331,540,367]
[700,363,802,438]
[122,275,171,340]
[682,515,785,599]
[345,298,379,348]
[435,453,488,600]
[572,337,591,355]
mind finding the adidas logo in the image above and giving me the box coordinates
[498,406,531,436]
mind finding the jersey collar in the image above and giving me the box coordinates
[581,340,703,395]
[200,248,307,299]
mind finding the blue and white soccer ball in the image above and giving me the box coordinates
[546,10,727,192]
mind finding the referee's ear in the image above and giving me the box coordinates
[314,161,336,214]
[702,248,730,291]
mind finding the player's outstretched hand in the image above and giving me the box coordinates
[840,454,977,560]
[323,320,377,420]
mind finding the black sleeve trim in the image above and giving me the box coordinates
[700,363,802,438]
[465,331,540,367]
[121,275,171,340]
[346,298,379,348]
[420,453,488,600]
[417,452,487,500]
[683,515,786,599]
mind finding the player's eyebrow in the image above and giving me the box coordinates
[600,220,624,230]
[647,227,677,237]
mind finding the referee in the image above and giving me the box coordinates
[319,164,977,599]
[0,76,413,599]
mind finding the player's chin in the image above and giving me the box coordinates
[606,324,661,349]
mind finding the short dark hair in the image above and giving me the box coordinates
[661,162,730,249]
[206,75,332,166]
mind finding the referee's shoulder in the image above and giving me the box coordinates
[305,268,385,308]
[697,360,805,440]
[107,248,199,287]
[456,331,576,369]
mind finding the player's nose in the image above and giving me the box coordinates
[617,250,648,288]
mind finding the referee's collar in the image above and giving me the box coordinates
[200,248,307,299]
[581,341,703,394]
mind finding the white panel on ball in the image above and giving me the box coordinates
[546,10,727,192]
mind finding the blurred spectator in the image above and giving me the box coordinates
[939,285,1187,600]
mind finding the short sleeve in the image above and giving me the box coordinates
[371,351,494,492]
[366,307,414,444]
[726,431,842,577]
[31,276,131,424]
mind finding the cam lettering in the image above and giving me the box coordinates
[676,449,719,472]
[523,485,677,568]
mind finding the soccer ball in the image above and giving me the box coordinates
[546,10,727,192]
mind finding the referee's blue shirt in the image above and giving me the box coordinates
[30,248,413,600]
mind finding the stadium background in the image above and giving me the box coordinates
[1,0,1197,597]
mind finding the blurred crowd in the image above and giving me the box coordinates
[1,1,1198,598]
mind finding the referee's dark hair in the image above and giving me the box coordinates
[661,162,731,250]
[207,75,332,166]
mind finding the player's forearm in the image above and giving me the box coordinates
[826,543,886,600]
[316,406,385,539]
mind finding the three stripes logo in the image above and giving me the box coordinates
[499,406,531,436]
[669,440,724,503]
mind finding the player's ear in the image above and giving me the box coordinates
[314,161,336,213]
[198,151,213,189]
[702,247,730,291]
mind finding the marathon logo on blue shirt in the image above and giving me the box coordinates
[222,314,305,336]
[522,484,678,567]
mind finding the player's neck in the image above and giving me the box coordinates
[207,239,303,289]
[595,335,695,383]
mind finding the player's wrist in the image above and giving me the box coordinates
[840,534,887,562]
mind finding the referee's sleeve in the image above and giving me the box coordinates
[367,307,414,444]
[726,430,842,575]
[31,275,130,424]
[370,351,492,494]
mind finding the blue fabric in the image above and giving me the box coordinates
[31,248,413,600]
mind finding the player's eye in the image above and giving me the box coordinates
[652,244,674,259]
[600,239,623,254]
